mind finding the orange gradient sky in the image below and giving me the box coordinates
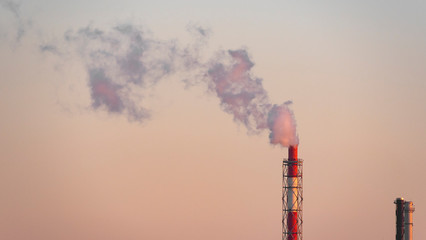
[1,1,426,240]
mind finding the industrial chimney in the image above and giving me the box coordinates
[395,198,405,240]
[283,145,303,240]
[395,198,415,240]
[404,201,415,240]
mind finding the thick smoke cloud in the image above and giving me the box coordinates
[206,50,298,146]
[42,22,298,146]
[267,102,299,146]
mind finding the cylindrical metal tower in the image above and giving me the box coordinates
[283,145,303,240]
[404,201,415,240]
[395,198,405,240]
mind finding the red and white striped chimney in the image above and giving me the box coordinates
[283,145,302,240]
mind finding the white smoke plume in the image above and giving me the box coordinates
[267,102,299,147]
[41,22,298,146]
[1,0,299,146]
[206,50,298,146]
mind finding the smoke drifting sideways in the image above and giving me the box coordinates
[207,50,270,133]
[43,23,298,147]
[206,49,299,147]
[59,24,193,121]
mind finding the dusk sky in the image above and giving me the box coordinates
[1,1,426,240]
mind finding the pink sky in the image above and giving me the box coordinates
[1,1,426,240]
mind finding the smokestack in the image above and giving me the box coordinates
[283,145,302,240]
[395,198,415,240]
[404,201,415,240]
[395,198,405,240]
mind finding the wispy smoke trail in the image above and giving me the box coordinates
[0,0,30,42]
[44,23,210,121]
[39,44,60,54]
[1,0,299,146]
[42,22,298,146]
[60,24,189,121]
